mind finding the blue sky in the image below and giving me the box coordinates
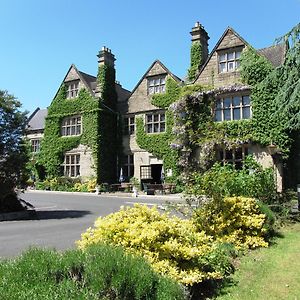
[0,0,299,114]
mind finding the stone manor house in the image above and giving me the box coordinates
[26,22,289,190]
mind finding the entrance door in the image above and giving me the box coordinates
[151,164,163,184]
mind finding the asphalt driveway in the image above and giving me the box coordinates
[0,190,182,259]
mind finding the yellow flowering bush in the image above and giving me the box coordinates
[77,204,230,285]
[87,177,97,192]
[193,196,269,249]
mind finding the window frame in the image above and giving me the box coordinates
[145,111,166,134]
[124,116,135,135]
[140,165,152,180]
[214,95,251,122]
[123,154,134,179]
[61,116,82,137]
[62,153,80,177]
[218,145,249,170]
[218,48,242,73]
[31,139,41,153]
[147,75,166,95]
[66,80,79,99]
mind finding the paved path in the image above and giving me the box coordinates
[0,190,183,259]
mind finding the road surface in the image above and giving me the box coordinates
[0,190,182,259]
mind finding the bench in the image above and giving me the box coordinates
[110,183,133,192]
[144,184,164,195]
[162,183,176,194]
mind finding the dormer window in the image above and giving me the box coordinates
[61,116,82,136]
[66,81,79,99]
[148,75,166,95]
[218,49,242,73]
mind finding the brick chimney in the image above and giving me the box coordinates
[190,22,210,66]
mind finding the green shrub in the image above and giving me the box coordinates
[78,204,235,286]
[185,156,277,204]
[0,245,184,300]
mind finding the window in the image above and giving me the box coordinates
[31,139,41,153]
[140,165,152,180]
[215,95,251,121]
[62,154,80,177]
[148,75,166,95]
[123,154,134,178]
[124,116,135,135]
[146,112,165,133]
[61,116,82,136]
[66,81,79,99]
[218,49,242,73]
[218,145,248,170]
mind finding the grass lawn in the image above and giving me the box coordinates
[216,222,300,300]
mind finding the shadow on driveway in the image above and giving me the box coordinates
[35,210,91,220]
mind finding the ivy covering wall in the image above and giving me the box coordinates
[38,87,99,178]
[135,76,208,182]
[188,41,202,81]
[38,63,119,184]
[97,64,119,183]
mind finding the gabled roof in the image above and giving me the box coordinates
[194,27,249,83]
[27,108,48,131]
[52,64,96,101]
[194,27,287,83]
[257,43,287,67]
[78,70,97,93]
[130,60,183,96]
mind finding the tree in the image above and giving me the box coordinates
[0,90,28,211]
[240,23,300,158]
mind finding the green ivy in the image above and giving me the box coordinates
[240,44,296,158]
[188,41,202,81]
[136,76,211,182]
[239,46,274,85]
[97,64,119,183]
[151,77,181,108]
[39,87,99,178]
[151,77,208,109]
[136,113,179,181]
[38,63,119,183]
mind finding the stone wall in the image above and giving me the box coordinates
[65,144,95,179]
[196,29,245,87]
[127,62,167,113]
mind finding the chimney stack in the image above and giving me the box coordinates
[97,46,116,68]
[190,22,210,66]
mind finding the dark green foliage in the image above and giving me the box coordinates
[0,90,28,209]
[0,245,184,300]
[239,47,274,85]
[240,23,300,159]
[256,200,276,238]
[188,41,202,81]
[97,64,119,183]
[97,64,118,110]
[185,156,277,204]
